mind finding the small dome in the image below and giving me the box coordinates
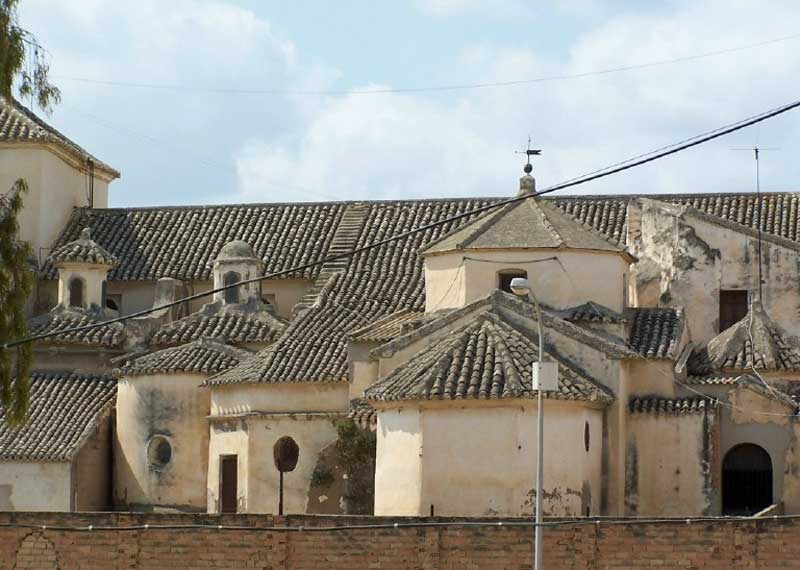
[216,240,256,261]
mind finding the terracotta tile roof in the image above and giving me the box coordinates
[150,302,286,347]
[629,396,717,415]
[684,375,743,386]
[422,197,632,259]
[43,202,348,281]
[0,97,118,177]
[626,307,684,359]
[348,310,424,343]
[554,301,626,324]
[689,302,800,373]
[28,308,125,348]
[365,312,613,403]
[48,227,116,266]
[118,338,251,376]
[207,199,498,385]
[0,370,116,461]
[553,192,800,246]
[348,398,377,431]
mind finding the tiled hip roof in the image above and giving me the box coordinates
[150,304,286,347]
[118,338,251,376]
[0,371,116,461]
[28,308,125,348]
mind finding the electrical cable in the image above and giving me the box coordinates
[54,32,800,96]
[3,96,800,350]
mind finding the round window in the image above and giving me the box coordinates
[147,436,172,470]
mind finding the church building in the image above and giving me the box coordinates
[2,96,800,518]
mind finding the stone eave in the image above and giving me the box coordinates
[0,141,120,181]
[419,244,637,264]
[368,394,610,411]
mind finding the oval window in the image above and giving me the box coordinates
[147,436,173,471]
[584,421,590,452]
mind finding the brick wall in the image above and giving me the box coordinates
[0,512,798,569]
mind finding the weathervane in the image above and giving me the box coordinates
[516,136,542,174]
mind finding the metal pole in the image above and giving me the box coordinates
[530,290,545,570]
[279,471,284,516]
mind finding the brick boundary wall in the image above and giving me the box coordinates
[0,512,797,569]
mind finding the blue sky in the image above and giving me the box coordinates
[17,0,800,207]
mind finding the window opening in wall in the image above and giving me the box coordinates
[498,270,527,294]
[223,271,241,304]
[719,290,749,332]
[722,443,772,515]
[106,294,121,312]
[147,436,172,471]
[220,455,238,514]
[584,421,590,452]
[68,278,84,308]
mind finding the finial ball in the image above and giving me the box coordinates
[524,163,533,174]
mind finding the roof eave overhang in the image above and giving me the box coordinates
[420,245,636,264]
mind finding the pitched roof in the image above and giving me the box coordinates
[689,302,800,373]
[206,199,499,385]
[0,97,118,177]
[365,312,613,403]
[41,192,800,283]
[553,301,626,324]
[150,302,286,347]
[48,227,116,267]
[0,370,116,461]
[629,396,717,415]
[626,307,684,359]
[118,338,251,376]
[28,308,125,348]
[348,398,377,431]
[42,202,348,281]
[348,310,424,343]
[421,197,631,258]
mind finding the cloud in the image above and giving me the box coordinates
[233,0,800,203]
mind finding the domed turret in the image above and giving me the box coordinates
[212,240,263,305]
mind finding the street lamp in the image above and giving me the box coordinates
[510,277,558,570]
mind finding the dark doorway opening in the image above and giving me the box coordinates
[719,290,749,332]
[722,443,773,515]
[220,455,238,514]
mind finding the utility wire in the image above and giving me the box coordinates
[54,32,800,96]
[3,97,800,351]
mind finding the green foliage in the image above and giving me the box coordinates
[310,466,335,488]
[334,419,376,514]
[0,179,33,425]
[0,0,60,112]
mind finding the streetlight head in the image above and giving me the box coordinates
[509,277,531,297]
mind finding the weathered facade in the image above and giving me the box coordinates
[4,97,800,518]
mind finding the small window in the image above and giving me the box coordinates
[584,421,590,452]
[719,290,749,332]
[68,278,84,308]
[147,436,172,471]
[223,271,241,304]
[106,294,121,312]
[498,270,528,294]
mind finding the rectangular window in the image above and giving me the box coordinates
[719,290,749,332]
[498,271,527,294]
[220,455,238,514]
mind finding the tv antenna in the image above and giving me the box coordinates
[516,136,542,174]
[731,145,780,301]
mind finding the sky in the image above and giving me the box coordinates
[16,0,800,207]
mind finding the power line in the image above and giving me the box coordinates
[54,32,800,97]
[3,96,800,350]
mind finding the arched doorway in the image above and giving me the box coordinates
[722,443,773,515]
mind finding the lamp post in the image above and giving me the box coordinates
[510,277,558,570]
